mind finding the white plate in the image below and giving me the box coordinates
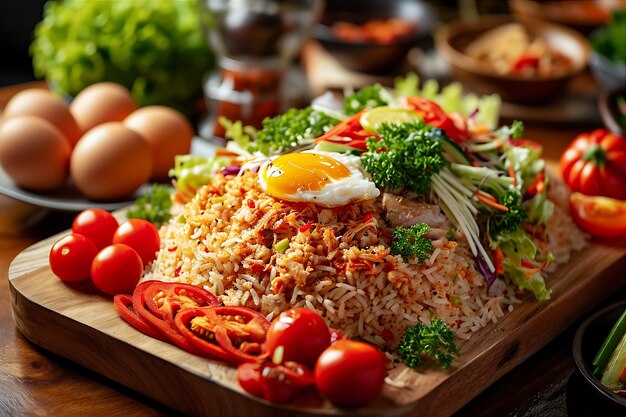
[0,137,219,212]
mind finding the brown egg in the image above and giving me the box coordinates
[2,89,82,147]
[0,116,71,191]
[124,106,194,180]
[70,122,152,201]
[70,83,138,133]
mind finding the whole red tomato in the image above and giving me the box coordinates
[91,244,143,296]
[265,308,330,368]
[315,339,387,407]
[560,129,626,200]
[569,192,626,238]
[112,219,160,266]
[49,233,98,282]
[72,208,119,250]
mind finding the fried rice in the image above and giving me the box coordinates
[145,170,586,348]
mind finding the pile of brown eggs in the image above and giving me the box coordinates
[0,83,194,201]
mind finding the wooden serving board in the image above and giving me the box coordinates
[8,231,626,417]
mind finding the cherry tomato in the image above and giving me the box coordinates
[175,306,270,364]
[560,129,626,200]
[91,243,143,296]
[112,218,160,266]
[49,233,98,282]
[237,360,315,404]
[72,208,119,250]
[569,192,626,238]
[315,339,387,407]
[265,308,330,368]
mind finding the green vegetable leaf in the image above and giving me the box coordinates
[343,84,391,115]
[490,189,527,237]
[250,107,339,155]
[397,317,460,369]
[127,184,172,226]
[361,121,445,194]
[168,154,230,191]
[391,224,434,263]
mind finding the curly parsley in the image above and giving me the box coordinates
[391,224,434,263]
[397,317,460,369]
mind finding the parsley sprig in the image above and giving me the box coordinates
[391,224,434,263]
[397,317,460,369]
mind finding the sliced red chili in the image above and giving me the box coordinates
[142,281,220,322]
[313,110,378,150]
[132,281,211,357]
[404,96,468,143]
[113,293,168,342]
[236,360,315,404]
[175,306,270,364]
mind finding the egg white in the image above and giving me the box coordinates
[258,151,380,207]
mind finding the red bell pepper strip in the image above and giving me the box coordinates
[314,110,378,150]
[403,96,468,143]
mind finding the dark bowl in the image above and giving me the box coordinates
[313,0,436,74]
[598,87,626,136]
[509,0,618,34]
[435,15,590,103]
[573,300,626,408]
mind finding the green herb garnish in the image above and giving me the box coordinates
[391,224,434,263]
[397,317,460,369]
[127,184,172,226]
[343,84,391,115]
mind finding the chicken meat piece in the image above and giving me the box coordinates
[382,193,451,238]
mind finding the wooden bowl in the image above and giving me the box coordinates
[313,0,436,74]
[434,15,590,103]
[573,300,626,408]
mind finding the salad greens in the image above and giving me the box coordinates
[169,154,231,193]
[344,84,392,115]
[30,0,213,112]
[397,317,460,369]
[127,184,173,226]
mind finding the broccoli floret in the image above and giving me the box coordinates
[391,223,434,263]
[397,317,460,369]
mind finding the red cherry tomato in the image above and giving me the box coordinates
[569,192,626,238]
[91,244,143,296]
[112,218,160,266]
[237,361,315,404]
[265,308,331,368]
[314,339,388,407]
[72,208,119,250]
[49,233,98,282]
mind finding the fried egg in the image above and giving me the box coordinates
[258,151,380,207]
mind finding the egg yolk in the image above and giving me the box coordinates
[261,153,351,200]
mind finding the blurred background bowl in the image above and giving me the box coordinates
[573,301,626,409]
[591,50,626,92]
[598,86,626,136]
[434,15,590,103]
[508,0,623,34]
[313,0,436,74]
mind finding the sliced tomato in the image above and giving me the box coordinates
[131,281,210,357]
[236,360,315,404]
[569,192,626,238]
[113,293,167,342]
[403,96,468,143]
[175,306,270,364]
[142,281,219,322]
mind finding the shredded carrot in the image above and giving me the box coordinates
[475,191,509,211]
[493,247,504,275]
[508,165,517,187]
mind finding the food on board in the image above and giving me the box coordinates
[569,192,626,238]
[70,122,153,201]
[465,23,573,78]
[2,88,82,146]
[124,106,193,180]
[0,115,71,191]
[112,219,161,266]
[72,208,119,250]
[70,82,138,133]
[91,244,144,296]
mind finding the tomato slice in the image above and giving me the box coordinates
[113,294,167,342]
[236,360,315,404]
[569,192,626,238]
[142,281,220,322]
[132,281,211,357]
[175,306,270,364]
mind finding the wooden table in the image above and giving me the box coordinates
[0,75,624,416]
